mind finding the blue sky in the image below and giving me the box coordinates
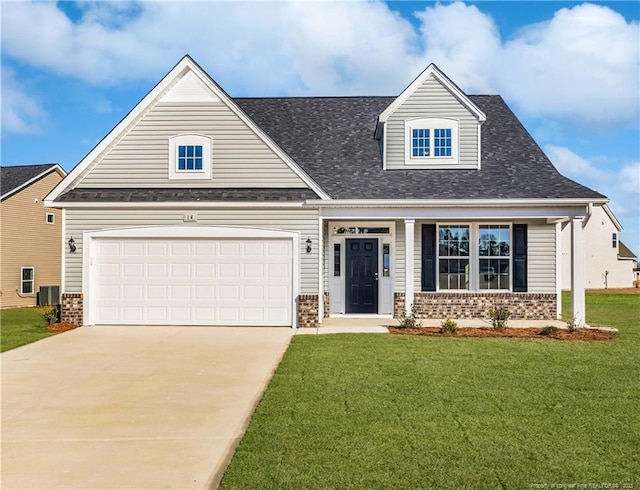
[1,1,639,252]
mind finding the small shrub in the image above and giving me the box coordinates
[539,325,559,336]
[440,318,458,334]
[488,307,510,330]
[43,307,58,327]
[398,303,422,329]
[566,316,581,333]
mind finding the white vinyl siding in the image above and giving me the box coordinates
[386,76,479,169]
[528,222,556,293]
[75,102,308,189]
[64,208,319,294]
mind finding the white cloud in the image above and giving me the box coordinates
[1,67,47,134]
[414,2,501,93]
[1,1,637,124]
[545,145,640,242]
[500,4,639,125]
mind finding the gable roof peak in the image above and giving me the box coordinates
[0,163,66,201]
[46,56,331,203]
[378,63,487,123]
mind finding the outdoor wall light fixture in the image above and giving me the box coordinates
[68,237,76,253]
[305,237,312,253]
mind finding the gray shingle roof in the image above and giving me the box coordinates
[235,96,605,201]
[0,164,60,200]
[619,241,637,259]
[56,188,319,202]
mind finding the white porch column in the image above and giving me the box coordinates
[404,219,415,315]
[318,214,324,324]
[555,222,562,319]
[570,218,586,326]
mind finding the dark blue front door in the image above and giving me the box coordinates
[346,238,378,314]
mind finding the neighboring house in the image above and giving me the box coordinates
[561,205,637,289]
[45,56,606,328]
[1,164,66,308]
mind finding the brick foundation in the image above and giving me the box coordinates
[298,294,320,328]
[394,292,557,320]
[61,293,83,326]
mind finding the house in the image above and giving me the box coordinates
[1,164,66,308]
[45,56,607,328]
[561,204,637,289]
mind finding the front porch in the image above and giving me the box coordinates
[313,212,590,328]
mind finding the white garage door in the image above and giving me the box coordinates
[93,238,293,326]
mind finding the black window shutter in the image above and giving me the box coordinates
[421,224,436,291]
[513,224,528,292]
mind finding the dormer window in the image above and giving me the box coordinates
[169,134,212,180]
[405,118,459,166]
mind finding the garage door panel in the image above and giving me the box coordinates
[94,237,293,326]
[171,242,192,255]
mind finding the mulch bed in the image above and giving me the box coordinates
[388,326,616,341]
[47,322,77,332]
[586,288,639,294]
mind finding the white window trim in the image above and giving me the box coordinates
[21,266,35,295]
[46,213,55,224]
[435,223,513,293]
[168,133,212,180]
[405,118,459,166]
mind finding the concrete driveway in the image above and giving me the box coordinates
[1,326,293,489]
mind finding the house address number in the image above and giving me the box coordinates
[183,213,198,222]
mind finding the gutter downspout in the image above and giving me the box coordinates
[582,202,593,229]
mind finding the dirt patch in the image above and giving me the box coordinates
[48,322,77,332]
[586,288,639,294]
[388,326,616,341]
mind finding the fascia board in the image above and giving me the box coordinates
[602,203,623,231]
[1,164,67,201]
[305,198,609,208]
[378,64,486,123]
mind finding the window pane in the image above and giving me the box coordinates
[479,225,510,257]
[438,225,470,290]
[434,128,452,157]
[178,146,186,158]
[22,268,33,281]
[480,258,509,290]
[195,145,202,157]
[383,243,390,277]
[333,243,341,277]
[411,128,430,157]
[439,259,469,290]
[195,157,203,170]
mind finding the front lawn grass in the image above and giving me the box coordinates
[220,293,639,489]
[1,307,58,352]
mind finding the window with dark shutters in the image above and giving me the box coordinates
[512,224,528,292]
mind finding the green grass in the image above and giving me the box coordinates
[220,293,639,489]
[1,306,59,352]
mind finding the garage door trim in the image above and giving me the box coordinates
[82,226,300,327]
